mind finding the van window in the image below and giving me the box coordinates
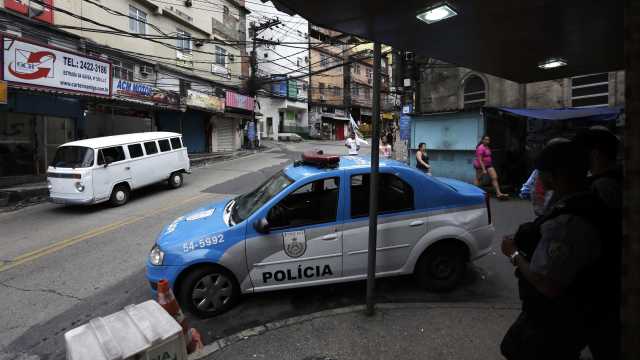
[98,146,125,165]
[51,146,94,168]
[128,144,144,158]
[144,141,158,155]
[158,139,171,152]
[170,137,182,149]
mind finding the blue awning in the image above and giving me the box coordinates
[490,106,623,121]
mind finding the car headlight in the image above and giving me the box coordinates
[149,244,164,266]
[75,182,85,192]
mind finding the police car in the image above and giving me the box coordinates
[146,152,495,318]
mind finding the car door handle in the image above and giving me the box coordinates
[322,234,338,241]
[125,167,131,170]
[409,220,424,227]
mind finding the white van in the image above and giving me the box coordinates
[48,132,190,206]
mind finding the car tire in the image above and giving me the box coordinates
[415,242,466,292]
[109,184,130,206]
[168,172,183,189]
[178,266,239,318]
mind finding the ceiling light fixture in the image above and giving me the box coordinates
[416,3,458,24]
[538,58,568,70]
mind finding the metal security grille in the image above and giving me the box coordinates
[463,75,486,109]
[217,119,234,151]
[571,73,609,108]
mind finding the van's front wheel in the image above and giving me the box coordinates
[109,184,130,206]
[168,172,183,189]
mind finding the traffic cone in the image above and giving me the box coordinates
[156,279,203,354]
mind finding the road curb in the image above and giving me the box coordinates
[189,301,521,359]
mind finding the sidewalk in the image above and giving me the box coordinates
[192,302,520,360]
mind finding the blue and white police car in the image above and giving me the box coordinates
[146,153,495,318]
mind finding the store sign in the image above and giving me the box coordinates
[399,114,411,141]
[5,0,54,24]
[113,78,179,107]
[186,89,225,112]
[225,91,255,111]
[3,37,111,96]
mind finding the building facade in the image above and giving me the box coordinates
[307,26,393,140]
[407,57,625,184]
[0,0,252,184]
[245,1,309,140]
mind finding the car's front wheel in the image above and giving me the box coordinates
[178,266,239,318]
[415,242,466,292]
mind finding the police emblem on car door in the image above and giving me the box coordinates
[283,230,306,258]
[245,176,344,289]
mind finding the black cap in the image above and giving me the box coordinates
[573,128,620,160]
[535,141,589,176]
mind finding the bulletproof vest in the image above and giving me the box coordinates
[513,192,613,320]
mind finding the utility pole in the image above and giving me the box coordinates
[249,18,281,148]
[366,42,382,316]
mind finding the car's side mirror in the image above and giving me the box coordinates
[254,217,270,234]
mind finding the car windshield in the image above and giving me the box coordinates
[232,170,293,223]
[51,146,94,168]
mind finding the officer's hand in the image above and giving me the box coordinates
[501,235,517,257]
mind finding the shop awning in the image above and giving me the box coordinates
[322,115,350,122]
[489,106,623,121]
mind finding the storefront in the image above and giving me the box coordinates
[0,36,111,181]
[225,91,255,150]
[181,89,225,153]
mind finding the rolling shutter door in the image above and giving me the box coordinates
[216,119,234,151]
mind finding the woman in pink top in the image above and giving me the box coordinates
[473,135,508,199]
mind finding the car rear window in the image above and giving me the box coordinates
[158,139,171,152]
[170,137,182,149]
[350,173,414,217]
[144,141,158,155]
[128,144,144,158]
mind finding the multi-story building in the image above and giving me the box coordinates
[246,1,309,140]
[308,26,392,140]
[406,57,625,185]
[0,0,253,184]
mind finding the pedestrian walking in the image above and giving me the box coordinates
[415,142,431,175]
[500,141,609,360]
[473,135,508,199]
[345,132,361,155]
[379,136,392,159]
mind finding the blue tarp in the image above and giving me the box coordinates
[493,106,623,121]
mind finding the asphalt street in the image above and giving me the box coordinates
[0,140,534,360]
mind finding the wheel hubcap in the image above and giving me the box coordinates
[116,190,125,201]
[431,257,454,280]
[174,175,181,185]
[192,273,233,312]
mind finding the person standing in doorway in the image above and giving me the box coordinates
[416,142,431,175]
[345,132,361,155]
[474,135,508,199]
[379,136,392,159]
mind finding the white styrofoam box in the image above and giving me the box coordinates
[65,300,187,360]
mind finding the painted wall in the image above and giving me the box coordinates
[409,112,484,183]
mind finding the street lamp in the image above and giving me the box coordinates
[538,58,568,70]
[416,2,458,24]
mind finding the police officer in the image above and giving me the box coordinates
[500,141,604,360]
[574,127,622,359]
